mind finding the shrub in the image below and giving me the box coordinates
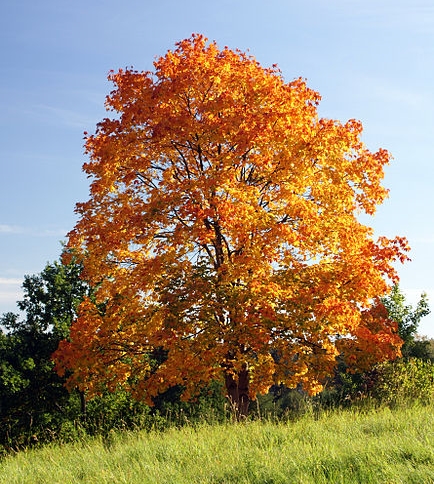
[370,358,434,406]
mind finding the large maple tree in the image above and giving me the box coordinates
[54,34,408,416]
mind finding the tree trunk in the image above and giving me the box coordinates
[225,363,249,419]
[78,389,87,420]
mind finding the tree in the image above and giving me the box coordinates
[335,297,405,373]
[380,284,430,358]
[0,256,89,448]
[53,34,409,417]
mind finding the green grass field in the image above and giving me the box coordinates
[1,404,433,483]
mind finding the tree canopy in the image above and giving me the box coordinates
[54,34,409,414]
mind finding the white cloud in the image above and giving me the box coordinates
[0,224,24,234]
[0,225,67,238]
[32,228,68,238]
[0,278,23,313]
[0,278,22,285]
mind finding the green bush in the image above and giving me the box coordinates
[370,358,434,406]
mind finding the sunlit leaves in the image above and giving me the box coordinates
[54,34,409,404]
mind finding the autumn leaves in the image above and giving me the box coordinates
[53,35,409,413]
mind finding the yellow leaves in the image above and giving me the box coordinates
[248,354,275,396]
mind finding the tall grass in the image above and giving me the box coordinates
[1,403,433,483]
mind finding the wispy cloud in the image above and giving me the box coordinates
[0,277,23,311]
[32,227,68,238]
[31,104,97,129]
[0,224,24,234]
[0,224,67,238]
[0,277,22,285]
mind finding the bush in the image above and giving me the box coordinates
[370,358,434,406]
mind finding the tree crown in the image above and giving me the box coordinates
[54,34,409,404]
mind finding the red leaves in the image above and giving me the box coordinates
[337,299,403,373]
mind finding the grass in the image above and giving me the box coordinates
[1,404,434,483]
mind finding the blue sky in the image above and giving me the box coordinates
[1,0,433,337]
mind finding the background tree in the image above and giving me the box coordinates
[0,256,89,449]
[54,34,409,417]
[380,284,430,358]
[315,286,431,407]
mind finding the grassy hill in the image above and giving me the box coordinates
[1,404,434,483]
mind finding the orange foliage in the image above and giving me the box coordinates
[53,34,409,403]
[336,299,403,372]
